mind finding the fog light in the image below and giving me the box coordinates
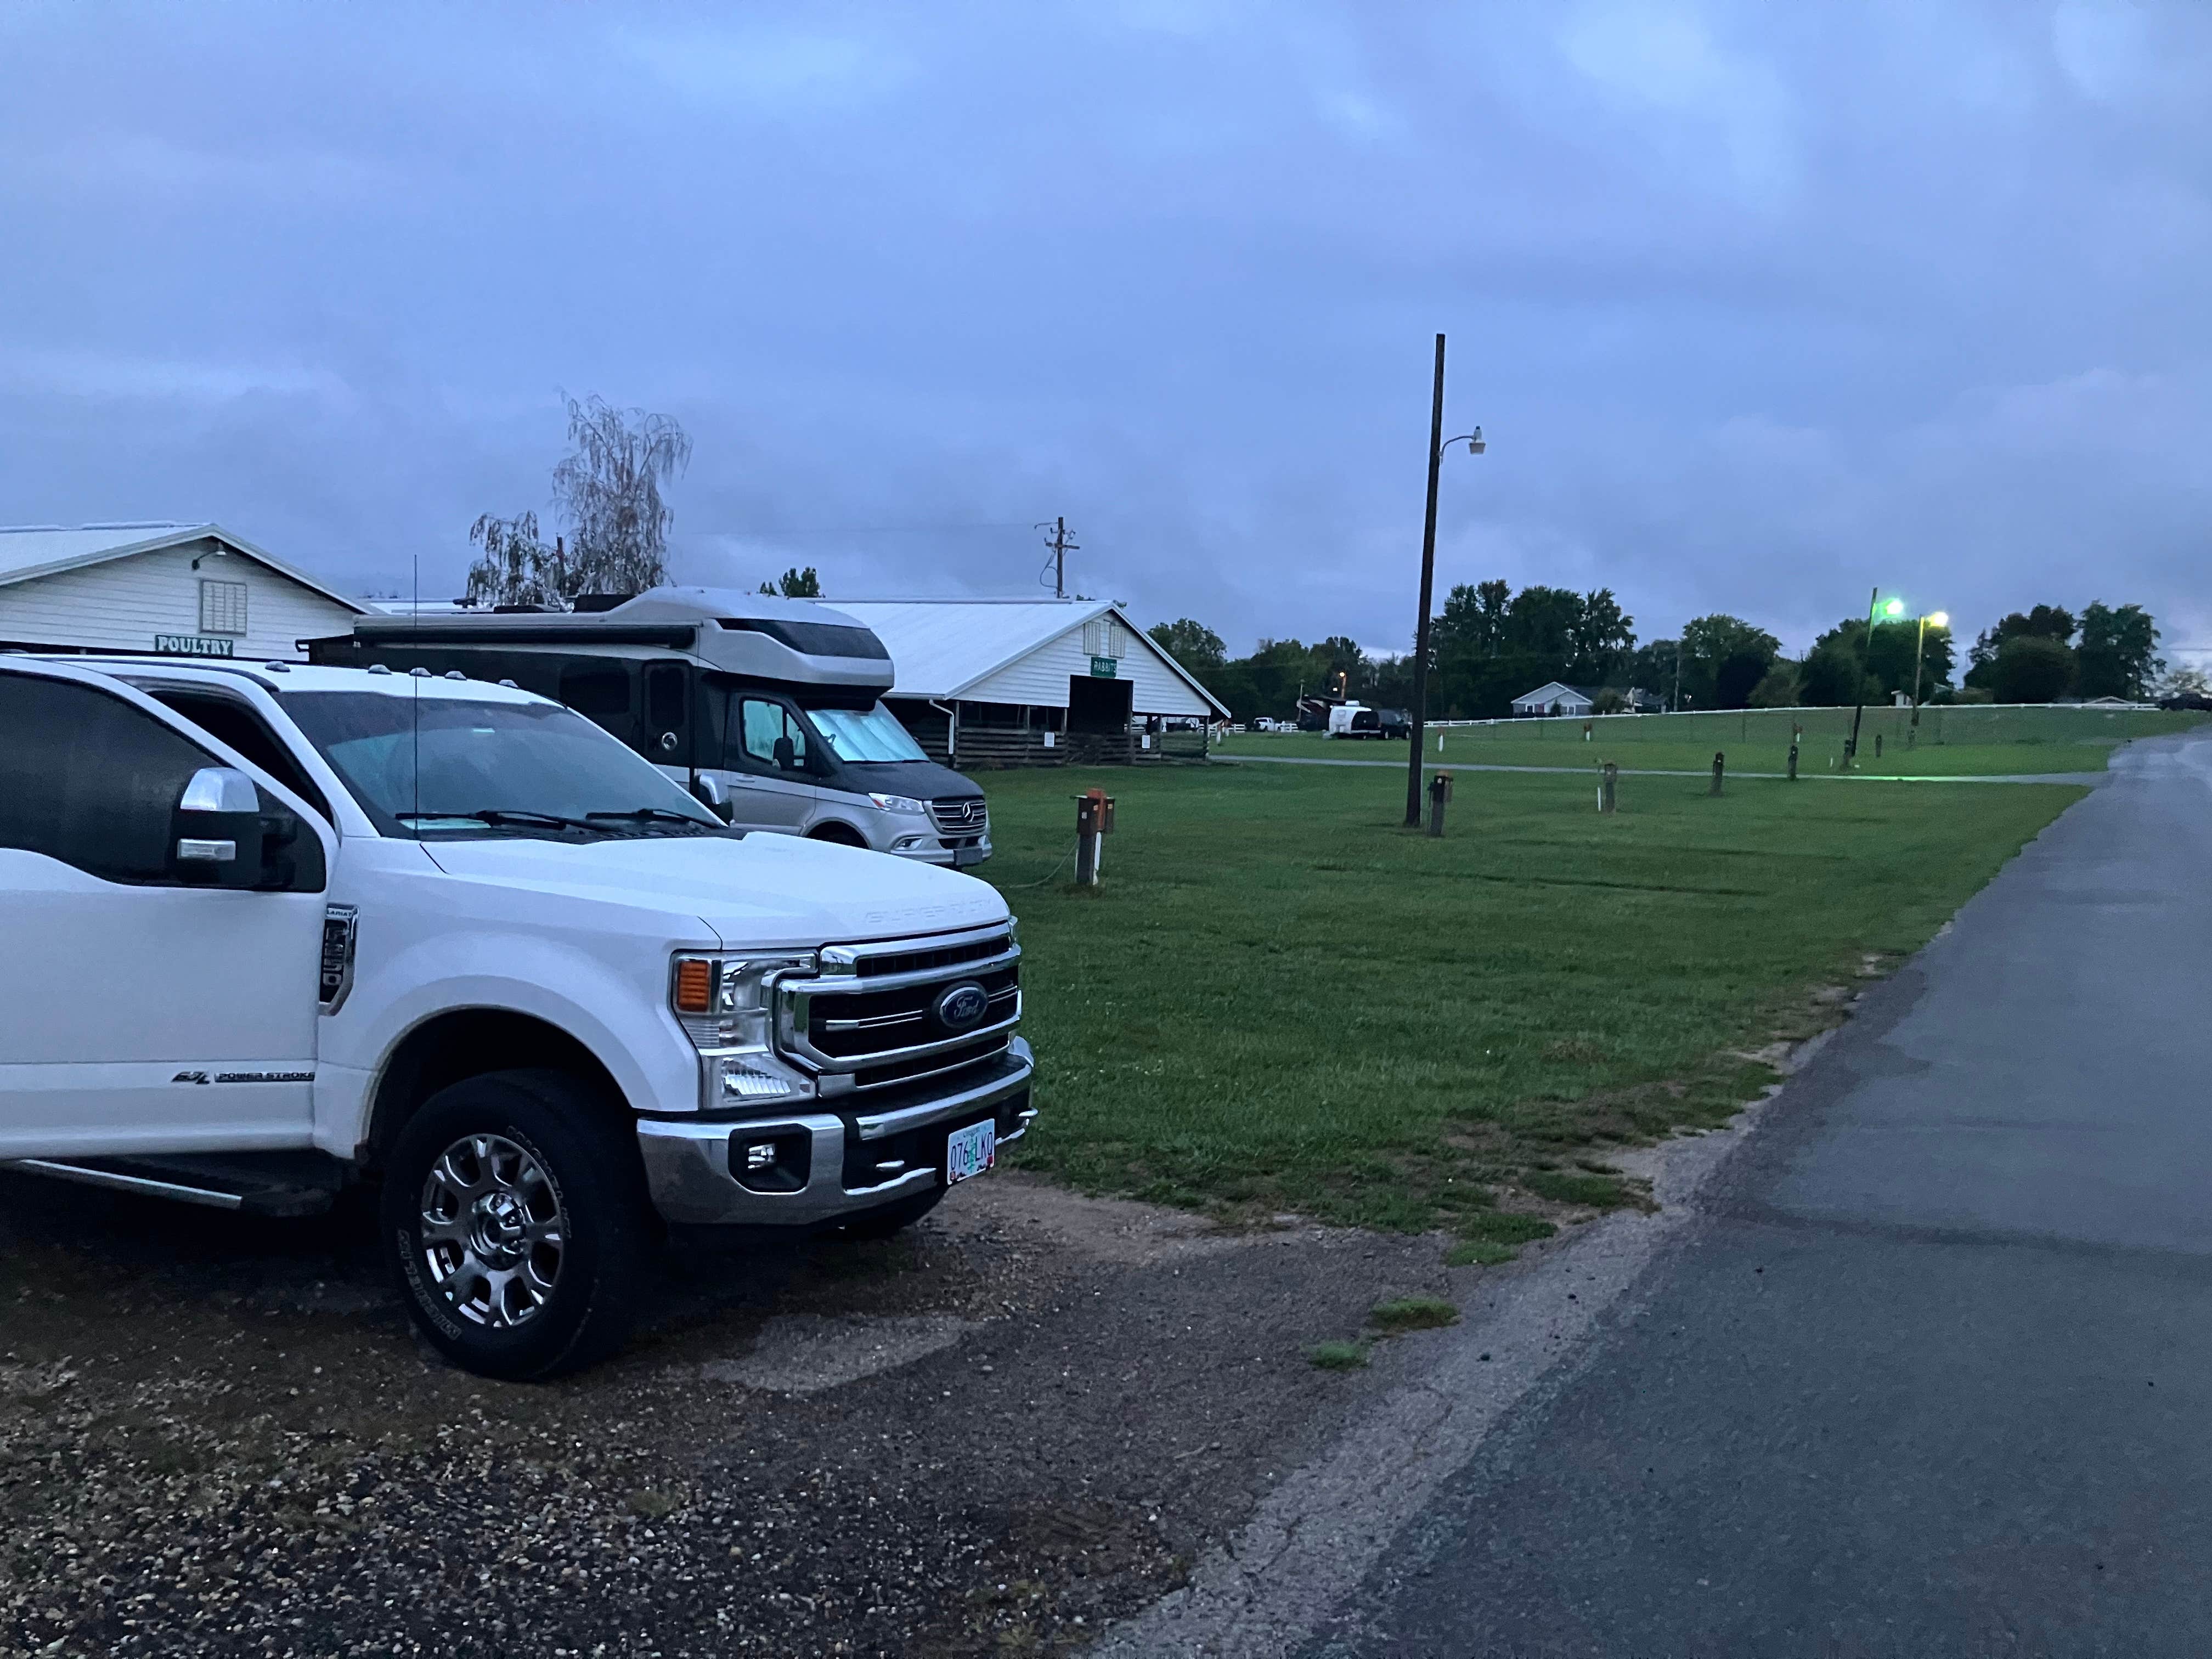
[728,1128,811,1193]
[892,835,926,851]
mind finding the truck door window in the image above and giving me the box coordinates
[0,676,219,884]
[147,691,332,822]
[735,698,810,774]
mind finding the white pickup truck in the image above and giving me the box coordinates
[0,654,1033,1379]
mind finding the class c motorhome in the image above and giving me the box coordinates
[308,588,992,866]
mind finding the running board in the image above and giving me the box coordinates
[4,1152,347,1218]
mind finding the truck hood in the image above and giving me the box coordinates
[420,831,1008,949]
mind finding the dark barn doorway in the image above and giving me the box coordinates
[1066,674,1133,735]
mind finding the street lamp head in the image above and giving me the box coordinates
[1466,427,1486,455]
[1883,599,1905,618]
[1927,611,1949,629]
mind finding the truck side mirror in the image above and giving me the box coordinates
[171,766,266,889]
[772,735,797,772]
[690,774,736,823]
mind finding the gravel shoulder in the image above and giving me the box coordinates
[0,1167,1452,1658]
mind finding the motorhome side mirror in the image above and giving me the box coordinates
[171,766,265,889]
[772,736,797,771]
[690,774,735,823]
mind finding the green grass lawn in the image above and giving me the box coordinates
[979,758,2084,1249]
[1220,703,2204,778]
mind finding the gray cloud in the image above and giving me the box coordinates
[2,1,2207,661]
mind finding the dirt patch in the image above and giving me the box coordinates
[938,1169,1252,1267]
[0,1165,1441,1658]
[689,1313,983,1395]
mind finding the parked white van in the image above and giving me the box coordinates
[0,654,1032,1380]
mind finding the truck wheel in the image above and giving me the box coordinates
[837,1186,945,1240]
[381,1069,653,1382]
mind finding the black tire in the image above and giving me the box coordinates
[380,1068,653,1382]
[834,1186,945,1241]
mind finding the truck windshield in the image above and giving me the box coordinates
[278,691,724,838]
[805,703,930,764]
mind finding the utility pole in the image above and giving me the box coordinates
[1402,336,1486,828]
[1673,638,1684,712]
[1845,584,1877,766]
[1037,516,1078,599]
[1406,336,1449,828]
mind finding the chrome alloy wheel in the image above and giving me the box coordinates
[417,1134,566,1329]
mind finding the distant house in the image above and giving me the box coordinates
[1510,681,1596,716]
[1510,681,1665,716]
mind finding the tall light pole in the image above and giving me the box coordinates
[1404,332,1486,827]
[1911,610,1948,726]
[1845,590,1904,766]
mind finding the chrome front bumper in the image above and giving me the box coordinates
[635,1039,1034,1226]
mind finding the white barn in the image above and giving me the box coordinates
[826,597,1229,767]
[0,522,369,660]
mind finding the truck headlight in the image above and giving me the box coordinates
[672,951,819,1109]
[672,951,817,1045]
[868,792,927,815]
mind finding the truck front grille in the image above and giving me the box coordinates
[776,925,1021,1090]
[810,967,1019,1059]
[928,797,989,837]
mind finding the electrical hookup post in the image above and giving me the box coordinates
[1074,788,1115,887]
[1426,771,1453,837]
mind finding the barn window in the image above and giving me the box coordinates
[1082,618,1110,657]
[199,579,249,636]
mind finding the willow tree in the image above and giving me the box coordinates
[551,394,692,598]
[463,510,566,609]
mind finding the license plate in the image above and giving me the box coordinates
[945,1119,996,1184]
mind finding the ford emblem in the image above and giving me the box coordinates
[934,981,991,1032]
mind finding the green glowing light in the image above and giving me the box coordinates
[1883,599,1905,617]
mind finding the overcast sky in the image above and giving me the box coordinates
[2,2,2207,661]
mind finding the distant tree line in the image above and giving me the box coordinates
[1149,585,2169,723]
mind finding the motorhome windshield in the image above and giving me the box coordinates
[805,703,930,764]
[279,692,724,839]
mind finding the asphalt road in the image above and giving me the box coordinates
[1307,729,2212,1657]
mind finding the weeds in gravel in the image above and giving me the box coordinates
[1307,1340,1371,1370]
[1522,1169,1637,1209]
[1444,1240,1517,1267]
[1368,1297,1459,1334]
